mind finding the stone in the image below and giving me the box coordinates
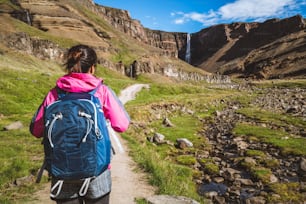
[243,157,257,165]
[300,157,306,172]
[245,196,266,204]
[176,138,193,149]
[146,195,200,204]
[204,191,218,199]
[3,121,23,131]
[236,178,254,186]
[213,177,225,183]
[269,174,278,183]
[163,117,174,127]
[213,195,226,204]
[223,168,241,181]
[153,133,165,144]
[15,175,34,186]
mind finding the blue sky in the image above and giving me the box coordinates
[94,0,306,33]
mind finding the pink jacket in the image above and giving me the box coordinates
[30,73,130,138]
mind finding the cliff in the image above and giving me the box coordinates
[0,0,215,82]
[191,15,306,79]
[88,2,306,79]
[1,0,305,79]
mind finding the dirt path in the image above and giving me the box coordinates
[110,84,154,204]
[30,84,155,204]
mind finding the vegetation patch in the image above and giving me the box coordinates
[198,158,219,175]
[267,182,304,203]
[251,167,272,184]
[245,149,265,157]
[12,18,76,48]
[233,123,306,156]
[253,79,306,89]
[237,107,306,128]
[176,155,197,166]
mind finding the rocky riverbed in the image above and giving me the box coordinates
[147,86,306,204]
[198,87,306,203]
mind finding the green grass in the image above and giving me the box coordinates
[0,69,59,116]
[253,79,306,89]
[198,158,219,175]
[251,167,272,184]
[233,123,306,156]
[176,155,197,166]
[0,128,43,203]
[267,182,305,203]
[245,149,266,157]
[11,16,76,48]
[237,107,306,129]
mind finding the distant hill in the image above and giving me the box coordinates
[0,0,305,79]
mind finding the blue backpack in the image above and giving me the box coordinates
[43,85,111,197]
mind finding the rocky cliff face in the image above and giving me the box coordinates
[1,0,221,82]
[88,2,306,79]
[2,0,305,79]
[191,15,306,79]
[89,3,187,58]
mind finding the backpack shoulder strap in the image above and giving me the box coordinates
[56,87,68,100]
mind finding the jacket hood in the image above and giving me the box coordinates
[56,73,103,92]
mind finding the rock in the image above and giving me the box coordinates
[176,138,193,149]
[223,168,241,181]
[236,178,254,186]
[213,195,226,204]
[3,121,23,131]
[245,196,266,204]
[163,117,174,127]
[15,175,34,186]
[204,191,218,199]
[153,133,166,144]
[213,177,225,183]
[146,195,200,204]
[243,157,257,165]
[236,140,249,150]
[300,157,306,172]
[228,188,240,196]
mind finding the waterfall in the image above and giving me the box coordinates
[25,10,32,25]
[185,33,191,63]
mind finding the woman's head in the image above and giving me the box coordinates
[65,44,97,73]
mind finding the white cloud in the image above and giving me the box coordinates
[219,0,296,20]
[172,0,304,27]
[172,10,218,25]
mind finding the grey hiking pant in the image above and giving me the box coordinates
[55,192,110,204]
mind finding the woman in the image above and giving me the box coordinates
[30,44,130,204]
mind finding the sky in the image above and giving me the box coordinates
[94,0,306,33]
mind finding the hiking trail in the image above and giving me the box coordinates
[30,84,155,204]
